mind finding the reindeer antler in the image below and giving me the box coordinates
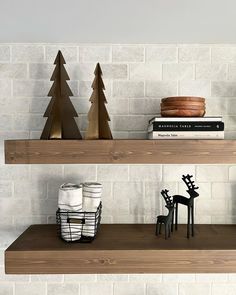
[182,174,199,191]
[161,189,173,207]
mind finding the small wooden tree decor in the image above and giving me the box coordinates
[85,63,113,139]
[40,50,82,140]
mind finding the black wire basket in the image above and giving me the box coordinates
[56,202,102,243]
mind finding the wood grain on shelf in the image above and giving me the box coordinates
[5,139,236,164]
[5,224,236,274]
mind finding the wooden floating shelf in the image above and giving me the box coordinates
[5,224,236,274]
[4,139,236,164]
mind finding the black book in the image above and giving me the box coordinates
[148,121,224,132]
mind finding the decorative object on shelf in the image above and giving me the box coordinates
[82,182,102,237]
[56,202,102,243]
[85,63,113,139]
[40,50,82,139]
[173,174,199,239]
[57,182,102,243]
[58,183,83,242]
[148,116,224,140]
[160,96,206,117]
[156,189,174,239]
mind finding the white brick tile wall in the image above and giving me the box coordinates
[1,43,236,290]
[228,64,236,80]
[108,99,129,115]
[47,283,79,295]
[79,46,111,62]
[29,63,53,79]
[129,274,162,282]
[0,64,27,79]
[162,274,195,283]
[45,46,78,62]
[113,81,144,98]
[64,164,96,183]
[13,80,50,97]
[129,98,160,115]
[0,283,14,295]
[147,283,178,295]
[163,165,195,182]
[146,81,177,97]
[196,64,228,81]
[0,46,10,62]
[178,46,210,63]
[178,283,211,295]
[196,165,228,182]
[212,81,236,97]
[179,80,211,97]
[0,181,13,198]
[12,45,44,62]
[80,282,113,295]
[66,63,95,80]
[129,165,162,181]
[163,63,194,80]
[112,45,144,62]
[212,47,236,63]
[196,273,228,282]
[15,283,46,295]
[146,46,177,62]
[129,62,162,80]
[97,165,129,181]
[0,97,30,114]
[97,274,128,281]
[0,80,11,97]
[112,115,148,131]
[30,274,64,282]
[13,114,45,131]
[228,166,236,181]
[211,283,236,295]
[0,266,30,282]
[64,274,96,282]
[101,64,128,79]
[114,282,145,295]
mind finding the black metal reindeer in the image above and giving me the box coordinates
[156,189,174,239]
[173,174,199,238]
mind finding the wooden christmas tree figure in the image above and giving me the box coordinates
[40,50,82,139]
[85,63,113,139]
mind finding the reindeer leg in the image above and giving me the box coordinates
[156,222,160,236]
[175,203,178,230]
[187,206,190,239]
[171,210,174,232]
[191,204,194,237]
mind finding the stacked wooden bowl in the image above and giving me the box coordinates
[161,96,205,117]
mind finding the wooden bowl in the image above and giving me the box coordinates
[161,106,205,112]
[161,101,205,108]
[160,96,206,117]
[161,109,206,117]
[162,96,205,103]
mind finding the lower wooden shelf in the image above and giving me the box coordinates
[5,224,236,274]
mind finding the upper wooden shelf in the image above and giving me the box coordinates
[4,139,236,164]
[5,224,236,274]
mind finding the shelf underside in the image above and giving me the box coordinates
[5,224,236,274]
[5,139,236,164]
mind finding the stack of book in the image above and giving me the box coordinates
[148,117,224,139]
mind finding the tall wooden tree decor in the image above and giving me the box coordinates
[40,50,82,139]
[85,63,113,139]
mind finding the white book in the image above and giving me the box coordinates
[148,131,224,140]
[149,116,222,124]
